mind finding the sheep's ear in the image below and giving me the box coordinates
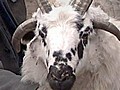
[21,31,35,45]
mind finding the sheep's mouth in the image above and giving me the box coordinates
[47,66,76,90]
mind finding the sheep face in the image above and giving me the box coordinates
[31,6,93,90]
[12,0,120,89]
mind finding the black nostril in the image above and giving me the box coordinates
[47,66,76,90]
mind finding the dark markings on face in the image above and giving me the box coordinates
[82,36,88,47]
[54,62,58,65]
[84,26,90,32]
[79,31,83,38]
[42,26,47,34]
[38,23,40,28]
[77,26,92,60]
[53,58,67,67]
[75,16,84,32]
[54,59,67,66]
[71,48,75,56]
[39,26,47,38]
[39,30,45,38]
[75,47,77,51]
[63,58,67,62]
[80,26,93,47]
[77,40,84,59]
[85,26,93,33]
[66,53,72,61]
[46,59,48,66]
[53,51,67,65]
[48,50,50,56]
[79,26,93,47]
[76,22,84,32]
[82,33,89,37]
[55,57,67,62]
[79,26,93,38]
[39,26,47,47]
[42,39,47,46]
[53,51,62,57]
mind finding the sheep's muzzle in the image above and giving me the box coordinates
[47,65,76,90]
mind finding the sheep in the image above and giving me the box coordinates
[12,0,120,90]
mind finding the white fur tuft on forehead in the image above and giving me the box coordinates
[48,6,78,21]
[34,6,80,27]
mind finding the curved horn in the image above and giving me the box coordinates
[93,20,120,41]
[36,0,52,13]
[12,18,37,53]
[72,0,93,15]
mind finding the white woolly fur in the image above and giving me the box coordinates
[21,3,120,90]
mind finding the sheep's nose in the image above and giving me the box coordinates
[47,65,76,90]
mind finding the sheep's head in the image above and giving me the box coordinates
[12,0,120,90]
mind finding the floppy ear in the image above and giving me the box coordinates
[21,31,35,45]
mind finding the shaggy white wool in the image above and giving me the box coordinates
[21,3,120,90]
[75,5,120,90]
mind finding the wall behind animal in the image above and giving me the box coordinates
[94,0,120,20]
[93,0,120,29]
[24,0,120,20]
[24,0,38,19]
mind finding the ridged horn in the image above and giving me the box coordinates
[36,0,52,13]
[69,0,76,5]
[93,20,120,41]
[72,0,93,15]
[12,18,37,53]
